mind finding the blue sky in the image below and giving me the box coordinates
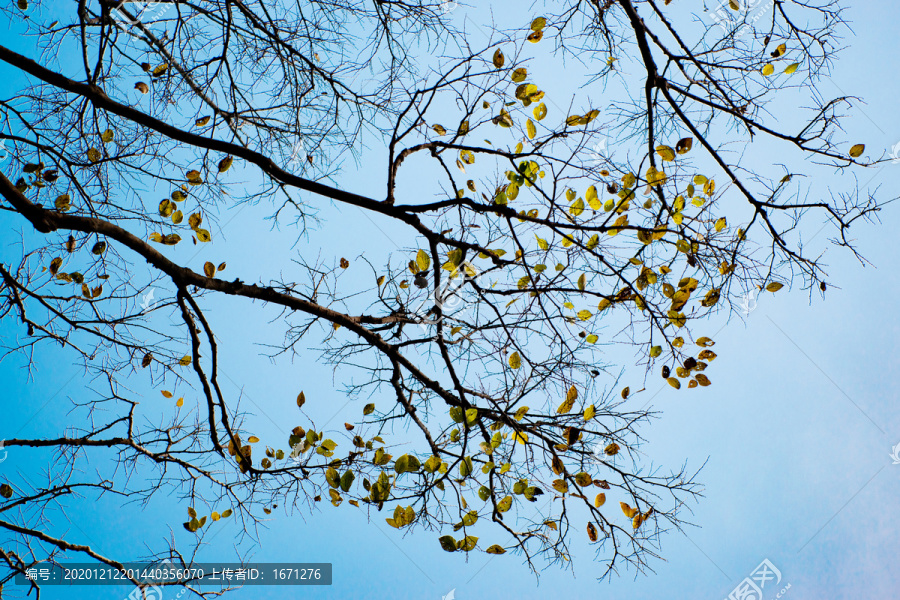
[1,1,899,599]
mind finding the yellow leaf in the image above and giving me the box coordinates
[512,431,528,445]
[594,493,606,507]
[186,169,203,185]
[248,436,260,443]
[530,16,547,31]
[508,351,522,369]
[849,144,865,158]
[715,217,726,232]
[533,103,547,121]
[416,249,431,272]
[161,390,173,398]
[526,119,536,140]
[511,68,527,82]
[432,124,447,135]
[585,185,599,209]
[100,129,114,143]
[87,147,101,163]
[552,479,568,494]
[570,198,585,216]
[218,156,233,172]
[176,397,184,407]
[762,63,775,76]
[203,261,215,278]
[55,194,71,212]
[620,502,638,518]
[584,404,596,421]
[656,145,675,161]
[195,116,211,127]
[766,281,784,292]
[178,355,192,366]
[784,62,800,75]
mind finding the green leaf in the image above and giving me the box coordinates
[325,467,340,488]
[54,195,71,212]
[424,455,442,473]
[394,454,421,474]
[459,456,474,477]
[439,535,458,552]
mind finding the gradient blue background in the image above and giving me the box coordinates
[1,1,898,599]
